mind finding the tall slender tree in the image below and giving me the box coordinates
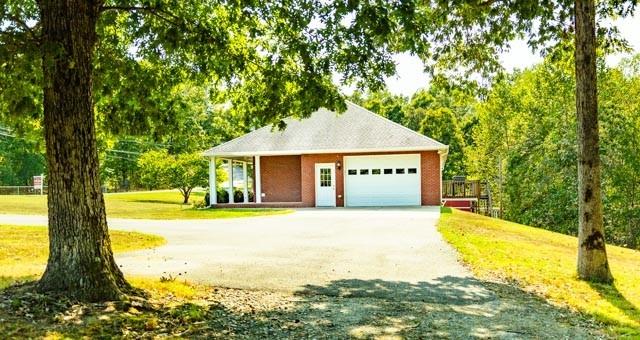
[574,0,612,282]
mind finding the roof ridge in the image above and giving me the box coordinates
[345,101,448,149]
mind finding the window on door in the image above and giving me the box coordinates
[320,168,332,187]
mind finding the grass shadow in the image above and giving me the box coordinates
[588,280,640,332]
[0,276,602,338]
[124,199,189,205]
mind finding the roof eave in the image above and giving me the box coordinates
[203,145,449,158]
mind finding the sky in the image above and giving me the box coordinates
[383,15,640,97]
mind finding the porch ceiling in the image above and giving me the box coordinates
[215,156,254,162]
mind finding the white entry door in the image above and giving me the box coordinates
[315,163,336,207]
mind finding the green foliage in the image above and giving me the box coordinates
[351,90,407,124]
[137,150,216,204]
[1,0,411,139]
[137,150,172,191]
[467,54,640,248]
[418,107,466,178]
[167,153,209,204]
[354,79,477,178]
[0,135,45,186]
[101,139,146,191]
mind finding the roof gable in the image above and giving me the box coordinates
[204,102,448,156]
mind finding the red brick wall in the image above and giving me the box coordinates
[260,155,302,202]
[301,154,344,207]
[297,151,441,207]
[420,151,441,205]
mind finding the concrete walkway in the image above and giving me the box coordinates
[0,208,478,292]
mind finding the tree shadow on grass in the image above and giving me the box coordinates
[588,281,640,331]
[125,199,187,205]
[0,276,603,339]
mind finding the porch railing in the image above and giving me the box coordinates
[442,180,489,199]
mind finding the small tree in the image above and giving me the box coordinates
[138,150,224,204]
[168,153,208,204]
[137,150,170,190]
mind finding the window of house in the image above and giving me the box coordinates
[320,168,332,187]
[396,168,405,174]
[384,168,393,174]
[360,169,369,175]
[348,169,357,175]
[372,169,381,175]
[408,168,417,174]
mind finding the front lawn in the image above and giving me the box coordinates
[0,225,165,289]
[438,208,640,336]
[0,190,292,219]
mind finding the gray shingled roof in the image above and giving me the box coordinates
[203,102,448,156]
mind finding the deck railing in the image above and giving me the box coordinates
[442,180,489,199]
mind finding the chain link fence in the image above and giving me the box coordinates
[0,186,48,195]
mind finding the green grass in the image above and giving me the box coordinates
[0,190,292,219]
[0,225,165,289]
[438,208,640,336]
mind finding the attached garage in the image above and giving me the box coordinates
[204,101,448,208]
[344,154,421,207]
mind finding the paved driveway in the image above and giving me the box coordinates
[115,207,474,291]
[0,208,472,291]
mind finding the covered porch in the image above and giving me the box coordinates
[208,154,304,207]
[207,155,258,206]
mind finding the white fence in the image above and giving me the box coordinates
[0,186,48,195]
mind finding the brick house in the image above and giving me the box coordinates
[204,102,448,207]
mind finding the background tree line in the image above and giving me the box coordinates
[4,50,640,250]
[353,52,640,250]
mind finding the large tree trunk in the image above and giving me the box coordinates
[574,0,613,283]
[37,0,134,301]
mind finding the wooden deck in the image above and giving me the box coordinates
[442,180,489,200]
[442,180,493,215]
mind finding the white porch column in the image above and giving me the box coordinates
[242,161,249,203]
[227,159,234,203]
[255,155,262,203]
[209,156,217,206]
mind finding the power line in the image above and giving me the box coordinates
[106,149,142,155]
[104,154,138,161]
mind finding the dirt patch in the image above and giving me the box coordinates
[0,277,606,339]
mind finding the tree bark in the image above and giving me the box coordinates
[574,0,613,283]
[37,0,134,301]
[180,187,191,204]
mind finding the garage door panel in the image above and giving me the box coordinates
[344,154,421,207]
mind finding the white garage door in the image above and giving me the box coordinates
[344,154,421,206]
